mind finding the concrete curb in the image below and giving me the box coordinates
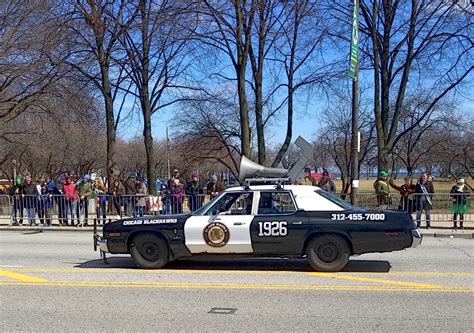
[431,232,473,239]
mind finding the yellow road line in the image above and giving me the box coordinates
[0,280,472,292]
[0,270,48,283]
[349,272,474,277]
[7,268,474,277]
[8,268,306,275]
[309,272,444,289]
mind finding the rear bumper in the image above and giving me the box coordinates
[410,229,422,248]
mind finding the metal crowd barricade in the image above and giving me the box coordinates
[0,194,12,225]
[338,192,400,210]
[2,191,471,226]
[409,192,473,224]
[338,192,473,225]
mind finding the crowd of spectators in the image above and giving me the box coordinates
[375,171,471,229]
[4,169,225,227]
[1,167,471,229]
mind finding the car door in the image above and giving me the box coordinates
[184,191,255,254]
[250,190,308,255]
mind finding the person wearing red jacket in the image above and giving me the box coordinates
[63,177,77,226]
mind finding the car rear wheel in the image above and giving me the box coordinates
[306,235,350,272]
[130,234,169,269]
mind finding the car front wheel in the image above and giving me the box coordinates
[130,233,169,269]
[306,235,350,272]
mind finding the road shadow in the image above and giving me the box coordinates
[75,257,391,273]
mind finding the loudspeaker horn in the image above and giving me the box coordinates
[238,156,288,184]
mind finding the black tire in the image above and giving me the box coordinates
[130,233,169,269]
[306,235,350,272]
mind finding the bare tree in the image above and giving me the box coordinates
[314,101,376,194]
[0,83,106,179]
[357,0,473,171]
[199,0,257,158]
[247,0,285,164]
[67,0,137,187]
[392,99,461,176]
[271,0,337,167]
[118,0,196,194]
[0,1,67,128]
[174,94,242,176]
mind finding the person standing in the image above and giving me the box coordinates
[414,172,435,228]
[389,177,415,213]
[169,169,184,214]
[63,177,77,226]
[160,183,170,215]
[37,185,53,226]
[450,178,470,229]
[185,172,203,212]
[301,167,318,186]
[374,171,390,209]
[135,180,147,217]
[124,172,136,216]
[110,179,124,217]
[23,176,39,226]
[76,174,92,226]
[9,178,24,226]
[317,170,336,193]
[50,177,67,226]
[93,178,107,225]
[206,175,223,200]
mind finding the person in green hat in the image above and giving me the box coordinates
[374,170,390,208]
[450,177,470,229]
[9,177,25,226]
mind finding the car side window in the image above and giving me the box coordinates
[204,192,253,216]
[258,192,296,215]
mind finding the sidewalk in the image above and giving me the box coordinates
[0,218,472,238]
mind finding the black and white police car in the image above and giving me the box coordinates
[97,166,421,272]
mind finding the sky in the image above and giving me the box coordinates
[115,83,474,150]
[116,97,325,147]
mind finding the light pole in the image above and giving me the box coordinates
[348,0,360,205]
[12,159,17,181]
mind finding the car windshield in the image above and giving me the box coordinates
[316,189,354,210]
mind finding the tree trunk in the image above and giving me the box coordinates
[139,0,156,195]
[142,97,157,195]
[101,67,116,189]
[378,146,389,173]
[237,68,251,158]
[255,76,265,164]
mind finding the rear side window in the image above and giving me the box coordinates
[258,192,296,215]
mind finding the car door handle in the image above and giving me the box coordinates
[233,222,244,226]
[292,221,302,225]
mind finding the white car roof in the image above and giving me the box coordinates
[225,184,321,193]
[224,184,344,211]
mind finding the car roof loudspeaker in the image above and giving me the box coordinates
[238,156,288,184]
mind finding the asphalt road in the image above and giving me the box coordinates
[0,231,473,332]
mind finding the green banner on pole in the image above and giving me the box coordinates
[348,0,359,80]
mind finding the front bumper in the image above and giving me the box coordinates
[99,238,109,253]
[410,229,422,248]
